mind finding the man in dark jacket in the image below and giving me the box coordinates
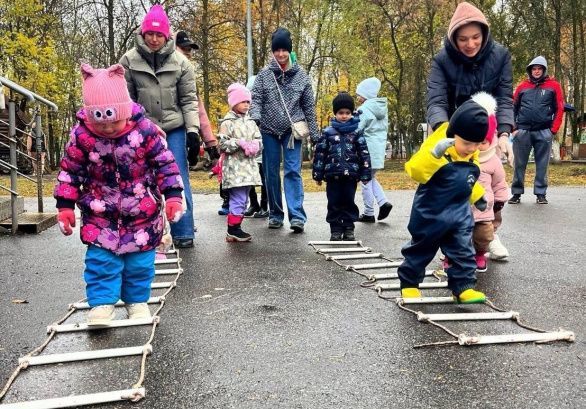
[508,56,564,205]
[426,2,513,155]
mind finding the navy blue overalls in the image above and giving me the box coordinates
[398,157,479,295]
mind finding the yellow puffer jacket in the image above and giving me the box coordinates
[405,123,485,204]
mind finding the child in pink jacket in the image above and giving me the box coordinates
[54,64,185,326]
[473,133,509,272]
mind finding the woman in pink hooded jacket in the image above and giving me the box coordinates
[473,132,509,271]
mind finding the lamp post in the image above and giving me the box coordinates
[246,0,253,78]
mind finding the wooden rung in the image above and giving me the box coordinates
[47,317,156,333]
[458,331,575,345]
[0,388,145,409]
[368,270,435,280]
[154,258,180,265]
[308,240,362,245]
[151,281,175,289]
[345,261,402,270]
[317,247,371,254]
[417,311,519,322]
[19,345,152,366]
[155,268,182,275]
[327,253,382,260]
[397,296,455,304]
[70,297,163,310]
[375,282,448,291]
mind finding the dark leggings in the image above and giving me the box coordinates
[248,163,267,210]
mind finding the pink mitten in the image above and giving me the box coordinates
[238,139,260,157]
[245,140,260,157]
[58,208,76,236]
[237,138,249,154]
[165,197,184,223]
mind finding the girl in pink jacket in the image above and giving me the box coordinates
[473,133,509,271]
[54,64,185,326]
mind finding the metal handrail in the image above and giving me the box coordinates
[0,76,58,111]
[0,77,58,233]
[0,118,36,138]
[0,140,38,163]
[0,159,37,182]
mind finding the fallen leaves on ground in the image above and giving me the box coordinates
[1,161,584,198]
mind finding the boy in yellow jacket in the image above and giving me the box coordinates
[399,92,497,304]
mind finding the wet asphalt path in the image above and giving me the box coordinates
[0,187,584,408]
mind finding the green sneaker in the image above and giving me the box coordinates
[454,289,486,304]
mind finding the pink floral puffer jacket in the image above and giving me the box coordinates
[54,103,183,254]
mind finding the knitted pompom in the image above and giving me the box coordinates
[471,91,497,115]
[471,92,498,142]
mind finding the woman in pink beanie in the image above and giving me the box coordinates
[120,4,199,249]
[217,83,263,242]
[54,63,185,326]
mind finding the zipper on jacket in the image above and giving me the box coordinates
[339,133,349,176]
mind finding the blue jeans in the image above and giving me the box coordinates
[166,127,194,240]
[511,129,552,196]
[262,132,306,224]
[84,245,155,307]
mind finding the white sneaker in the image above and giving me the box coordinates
[87,305,115,326]
[125,303,151,320]
[489,234,509,260]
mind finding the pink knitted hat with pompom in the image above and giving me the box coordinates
[141,5,170,39]
[81,63,133,123]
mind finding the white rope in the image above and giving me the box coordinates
[311,241,574,348]
[0,249,183,405]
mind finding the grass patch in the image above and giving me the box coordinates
[1,161,585,198]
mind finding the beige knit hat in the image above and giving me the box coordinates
[447,2,489,45]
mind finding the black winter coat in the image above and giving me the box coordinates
[312,117,372,183]
[426,37,514,134]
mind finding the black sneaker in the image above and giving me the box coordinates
[243,205,261,217]
[226,225,252,242]
[268,219,283,229]
[377,202,393,220]
[343,229,356,241]
[357,214,375,223]
[253,209,269,218]
[330,232,343,241]
[173,239,194,248]
[536,195,548,204]
[508,194,521,204]
[290,219,305,233]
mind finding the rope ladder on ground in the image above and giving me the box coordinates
[308,240,575,348]
[0,247,183,408]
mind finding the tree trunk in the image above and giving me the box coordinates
[106,0,115,65]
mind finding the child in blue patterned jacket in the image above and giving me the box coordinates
[312,92,372,241]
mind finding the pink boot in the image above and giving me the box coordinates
[475,251,487,273]
[442,255,450,271]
